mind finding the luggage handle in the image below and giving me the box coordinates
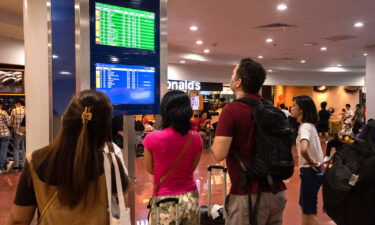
[207,164,228,218]
[155,198,179,225]
[208,165,228,172]
[155,198,179,207]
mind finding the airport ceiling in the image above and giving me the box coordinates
[0,0,374,73]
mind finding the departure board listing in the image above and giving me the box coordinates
[95,3,155,50]
[96,63,155,104]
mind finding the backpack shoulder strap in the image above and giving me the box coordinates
[235,97,259,108]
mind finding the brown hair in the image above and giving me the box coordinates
[33,90,113,208]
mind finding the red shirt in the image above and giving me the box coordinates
[215,94,286,195]
[192,118,205,132]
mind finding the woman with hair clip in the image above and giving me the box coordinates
[144,90,203,225]
[6,90,130,225]
[291,95,324,225]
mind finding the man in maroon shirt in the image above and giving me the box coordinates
[212,58,286,225]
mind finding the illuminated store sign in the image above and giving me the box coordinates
[167,80,201,90]
[167,80,223,91]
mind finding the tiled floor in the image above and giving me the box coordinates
[0,145,335,225]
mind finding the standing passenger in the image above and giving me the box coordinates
[353,104,364,135]
[10,99,25,171]
[280,103,291,118]
[144,90,203,225]
[212,58,286,225]
[291,95,324,225]
[317,101,331,140]
[6,90,130,225]
[0,101,11,174]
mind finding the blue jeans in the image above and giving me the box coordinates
[13,133,26,168]
[0,136,10,170]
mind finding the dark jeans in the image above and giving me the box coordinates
[299,167,323,214]
[0,136,10,170]
[13,133,26,168]
[353,121,364,135]
[326,137,344,157]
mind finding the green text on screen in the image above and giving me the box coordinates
[95,3,155,51]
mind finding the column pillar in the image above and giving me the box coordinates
[365,47,375,121]
[24,0,51,152]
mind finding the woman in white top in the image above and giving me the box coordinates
[291,95,324,225]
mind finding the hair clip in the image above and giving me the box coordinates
[81,107,92,124]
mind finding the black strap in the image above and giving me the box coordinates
[248,188,262,225]
[233,150,249,174]
[235,97,259,108]
[233,150,261,225]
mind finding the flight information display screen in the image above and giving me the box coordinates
[95,63,155,104]
[95,2,155,50]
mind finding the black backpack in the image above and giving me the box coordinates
[323,120,375,225]
[235,98,294,192]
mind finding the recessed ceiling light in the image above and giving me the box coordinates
[364,53,368,56]
[258,55,264,59]
[196,40,203,45]
[354,22,364,28]
[180,60,186,64]
[266,38,273,43]
[110,57,119,62]
[323,67,346,72]
[337,64,342,67]
[190,26,198,31]
[300,60,306,63]
[268,69,273,72]
[320,47,327,51]
[277,3,287,11]
[203,49,210,53]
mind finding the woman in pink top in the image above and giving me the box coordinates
[144,90,203,225]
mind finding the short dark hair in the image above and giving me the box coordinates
[321,101,327,109]
[280,104,286,109]
[236,58,266,94]
[293,95,318,124]
[356,104,361,108]
[346,104,351,108]
[160,90,193,136]
[16,99,25,106]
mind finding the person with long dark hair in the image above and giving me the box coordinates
[144,90,202,225]
[291,95,324,225]
[6,90,129,225]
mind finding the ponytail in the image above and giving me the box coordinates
[70,107,92,206]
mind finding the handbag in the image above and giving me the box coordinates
[147,131,194,212]
[104,142,131,225]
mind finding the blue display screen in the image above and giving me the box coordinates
[95,63,155,104]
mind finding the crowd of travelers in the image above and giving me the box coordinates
[5,58,373,225]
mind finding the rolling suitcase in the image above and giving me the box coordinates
[155,198,180,225]
[200,165,227,225]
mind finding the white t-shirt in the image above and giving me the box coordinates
[281,109,291,118]
[296,123,324,168]
[344,109,354,124]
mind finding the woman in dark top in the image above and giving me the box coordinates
[6,90,129,225]
[317,101,331,140]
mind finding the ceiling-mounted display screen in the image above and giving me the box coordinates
[95,63,155,104]
[95,2,155,50]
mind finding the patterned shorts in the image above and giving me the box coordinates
[149,190,200,225]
